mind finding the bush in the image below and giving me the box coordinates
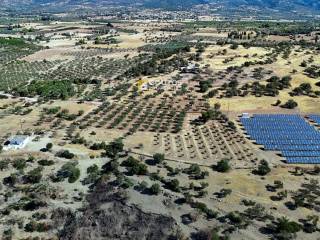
[24,167,43,184]
[56,162,80,183]
[56,150,75,159]
[25,221,51,232]
[105,138,124,158]
[102,159,119,174]
[68,168,80,183]
[38,159,54,166]
[215,159,231,172]
[12,159,27,171]
[153,153,165,164]
[121,156,148,175]
[271,217,301,238]
[0,159,10,170]
[165,179,180,192]
[281,99,298,109]
[46,143,53,150]
[149,183,161,195]
[254,160,271,176]
[87,164,99,174]
[82,164,100,185]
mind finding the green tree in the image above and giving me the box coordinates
[254,160,271,176]
[215,159,231,172]
[153,153,165,164]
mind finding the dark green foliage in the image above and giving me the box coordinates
[9,197,47,211]
[215,159,231,173]
[304,65,320,78]
[12,159,27,171]
[24,167,43,184]
[46,143,53,150]
[149,183,161,195]
[183,164,209,179]
[0,159,10,170]
[25,220,51,232]
[43,106,61,115]
[268,217,301,239]
[38,159,54,166]
[281,99,298,109]
[14,80,75,100]
[201,108,222,123]
[82,164,100,185]
[153,153,165,164]
[191,201,219,219]
[215,188,232,198]
[56,150,75,159]
[291,83,313,96]
[165,179,180,192]
[87,164,99,174]
[104,138,124,158]
[3,173,18,186]
[124,41,190,78]
[121,156,148,175]
[242,199,256,206]
[0,37,27,47]
[90,141,107,150]
[199,80,213,93]
[254,160,271,176]
[102,159,119,174]
[56,162,80,183]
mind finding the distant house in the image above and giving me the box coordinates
[3,135,30,150]
[140,83,149,91]
[180,63,200,74]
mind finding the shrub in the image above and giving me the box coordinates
[46,143,53,150]
[153,153,165,164]
[271,217,301,238]
[0,159,10,170]
[165,179,180,192]
[12,159,27,171]
[38,159,54,166]
[215,159,231,172]
[56,150,75,159]
[56,162,80,183]
[102,160,119,174]
[254,160,271,176]
[281,99,298,109]
[24,167,43,184]
[149,183,161,195]
[121,156,148,175]
[106,138,124,157]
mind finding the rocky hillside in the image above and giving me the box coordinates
[55,178,180,240]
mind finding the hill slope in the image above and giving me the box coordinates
[2,0,320,14]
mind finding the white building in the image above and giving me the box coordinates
[3,135,30,150]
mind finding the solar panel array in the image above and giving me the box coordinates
[309,115,320,126]
[241,114,320,164]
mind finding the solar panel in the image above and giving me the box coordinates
[241,114,320,164]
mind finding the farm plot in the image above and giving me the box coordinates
[74,95,208,136]
[61,47,136,58]
[0,60,60,91]
[40,55,139,82]
[153,120,257,166]
[0,45,40,65]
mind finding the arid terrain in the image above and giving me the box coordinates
[0,15,319,240]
